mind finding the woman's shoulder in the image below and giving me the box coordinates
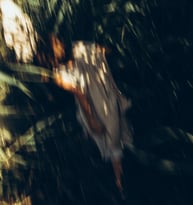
[72,41,105,59]
[72,40,105,48]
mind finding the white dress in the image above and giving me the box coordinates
[56,41,133,160]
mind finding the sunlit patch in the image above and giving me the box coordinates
[0,83,10,102]
[103,101,108,116]
[0,0,37,63]
[56,64,86,93]
[90,44,96,65]
[0,127,12,147]
[99,69,105,83]
[79,73,85,93]
[102,62,107,73]
[91,52,96,65]
[73,41,88,63]
[0,195,32,205]
[58,65,77,87]
[86,72,90,84]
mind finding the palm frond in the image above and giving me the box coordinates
[0,70,33,99]
[7,63,53,79]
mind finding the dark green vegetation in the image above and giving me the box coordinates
[0,0,193,204]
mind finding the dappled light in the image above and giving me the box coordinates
[0,0,192,204]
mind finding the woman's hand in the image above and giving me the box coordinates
[54,71,76,92]
[53,60,79,93]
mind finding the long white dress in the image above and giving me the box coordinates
[56,41,133,160]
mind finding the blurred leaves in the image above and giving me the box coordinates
[0,83,10,102]
[0,114,60,170]
[0,70,33,100]
[7,63,53,80]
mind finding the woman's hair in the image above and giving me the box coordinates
[35,33,71,69]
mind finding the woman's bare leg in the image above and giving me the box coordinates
[111,158,123,192]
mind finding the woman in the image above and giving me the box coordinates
[52,39,133,191]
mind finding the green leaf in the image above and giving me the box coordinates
[7,63,53,78]
[0,70,33,99]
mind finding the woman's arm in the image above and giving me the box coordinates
[75,92,105,135]
[53,60,79,93]
[54,63,105,135]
